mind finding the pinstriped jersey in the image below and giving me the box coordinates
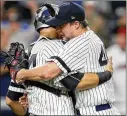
[26,37,74,115]
[7,36,74,115]
[7,36,63,94]
[47,30,120,115]
[29,37,64,87]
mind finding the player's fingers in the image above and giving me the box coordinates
[107,56,113,65]
[19,96,27,102]
[21,103,29,108]
[20,101,28,105]
[19,99,27,103]
[105,56,113,72]
[23,105,29,108]
[19,97,28,105]
[20,101,26,105]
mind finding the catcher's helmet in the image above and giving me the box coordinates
[34,4,59,32]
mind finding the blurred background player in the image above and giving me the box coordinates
[106,7,126,114]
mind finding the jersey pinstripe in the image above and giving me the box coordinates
[48,30,120,115]
[26,37,74,115]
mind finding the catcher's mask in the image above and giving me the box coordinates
[34,3,59,32]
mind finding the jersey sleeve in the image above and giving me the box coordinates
[47,37,90,83]
[48,39,89,73]
[7,79,25,101]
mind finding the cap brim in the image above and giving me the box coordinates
[45,17,67,27]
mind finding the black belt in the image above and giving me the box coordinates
[96,103,111,111]
[26,81,69,97]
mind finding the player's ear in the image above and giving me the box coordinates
[74,21,80,30]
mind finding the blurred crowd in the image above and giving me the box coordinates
[1,1,126,50]
[0,0,126,115]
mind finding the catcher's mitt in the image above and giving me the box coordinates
[0,42,28,83]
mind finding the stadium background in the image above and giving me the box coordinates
[0,1,126,115]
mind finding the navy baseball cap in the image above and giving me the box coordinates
[45,2,85,27]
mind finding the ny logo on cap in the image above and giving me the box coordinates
[55,7,59,15]
[71,16,75,19]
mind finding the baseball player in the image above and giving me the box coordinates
[5,4,75,115]
[6,4,73,115]
[5,3,113,116]
[15,2,120,115]
[45,2,120,115]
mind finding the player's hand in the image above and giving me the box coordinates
[16,69,26,84]
[19,94,29,108]
[105,56,113,72]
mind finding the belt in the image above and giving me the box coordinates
[96,103,111,111]
[26,80,69,97]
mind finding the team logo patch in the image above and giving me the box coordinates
[71,16,75,19]
[55,7,59,15]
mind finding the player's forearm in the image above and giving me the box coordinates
[19,68,43,81]
[16,67,47,82]
[61,56,113,90]
[77,57,113,90]
[6,97,27,116]
[76,73,99,90]
[77,71,112,90]
[16,62,62,82]
[60,71,112,91]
